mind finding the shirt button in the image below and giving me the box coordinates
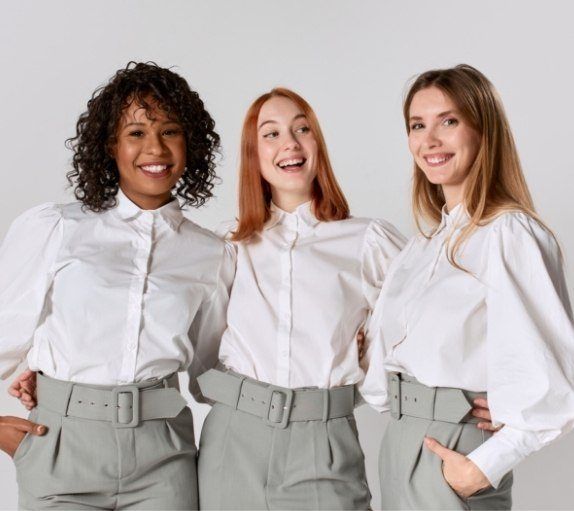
[127,343,136,351]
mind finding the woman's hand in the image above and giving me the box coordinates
[424,436,490,499]
[8,369,37,410]
[472,397,504,433]
[357,329,365,361]
[0,415,46,458]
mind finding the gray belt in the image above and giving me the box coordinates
[389,372,483,424]
[198,369,355,429]
[37,372,188,428]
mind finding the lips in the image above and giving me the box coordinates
[423,153,454,167]
[138,163,172,179]
[276,157,306,172]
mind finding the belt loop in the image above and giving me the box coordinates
[62,382,75,417]
[321,389,330,422]
[430,386,438,421]
[234,376,247,410]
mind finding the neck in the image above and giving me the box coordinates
[271,191,312,213]
[121,187,172,211]
[441,183,464,213]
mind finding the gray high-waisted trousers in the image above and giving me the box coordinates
[13,374,198,510]
[197,376,371,510]
[379,375,513,510]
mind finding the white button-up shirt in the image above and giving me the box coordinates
[218,202,406,390]
[0,191,235,398]
[362,204,574,487]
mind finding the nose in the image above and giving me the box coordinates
[423,126,441,149]
[144,133,167,156]
[282,131,301,151]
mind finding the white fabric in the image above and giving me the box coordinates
[0,190,235,398]
[362,204,574,487]
[218,202,406,390]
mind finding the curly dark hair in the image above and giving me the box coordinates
[66,61,221,211]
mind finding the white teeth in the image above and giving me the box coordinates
[278,158,304,168]
[426,155,451,164]
[141,164,168,173]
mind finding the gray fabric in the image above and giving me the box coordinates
[198,369,356,424]
[379,410,513,510]
[198,402,371,510]
[14,389,198,509]
[389,373,474,424]
[36,372,187,426]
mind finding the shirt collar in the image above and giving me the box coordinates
[433,202,469,236]
[264,201,320,233]
[114,189,184,231]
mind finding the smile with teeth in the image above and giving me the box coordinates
[140,164,170,173]
[424,153,454,167]
[277,158,306,171]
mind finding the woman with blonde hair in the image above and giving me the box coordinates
[196,88,406,510]
[363,64,574,509]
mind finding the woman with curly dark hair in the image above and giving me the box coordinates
[0,61,234,509]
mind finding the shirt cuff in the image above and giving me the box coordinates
[466,426,545,488]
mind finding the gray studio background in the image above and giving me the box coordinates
[1,1,573,509]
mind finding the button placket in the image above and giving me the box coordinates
[118,214,153,382]
[276,217,298,387]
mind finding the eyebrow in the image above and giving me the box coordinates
[409,110,456,122]
[258,113,307,129]
[122,119,181,129]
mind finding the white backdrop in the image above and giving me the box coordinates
[1,1,573,509]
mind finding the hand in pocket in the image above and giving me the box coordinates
[424,436,490,499]
[0,415,46,458]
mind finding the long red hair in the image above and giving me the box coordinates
[232,88,349,241]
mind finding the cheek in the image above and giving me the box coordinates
[407,135,420,159]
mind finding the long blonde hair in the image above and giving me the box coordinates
[404,64,545,268]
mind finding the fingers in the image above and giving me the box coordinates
[7,370,37,398]
[477,421,504,433]
[0,416,47,436]
[473,397,488,409]
[424,436,454,461]
[20,392,37,410]
[471,407,491,421]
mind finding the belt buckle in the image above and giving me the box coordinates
[264,385,294,429]
[389,372,402,419]
[111,386,140,428]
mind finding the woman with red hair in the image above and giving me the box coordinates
[196,88,406,510]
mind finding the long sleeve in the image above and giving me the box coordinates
[358,220,407,404]
[187,241,236,402]
[467,213,574,488]
[360,219,407,309]
[0,203,63,379]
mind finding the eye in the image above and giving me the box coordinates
[443,117,459,127]
[263,131,279,139]
[410,122,424,131]
[295,125,310,134]
[163,128,182,136]
[128,130,144,138]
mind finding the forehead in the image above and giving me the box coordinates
[120,98,175,125]
[258,96,305,124]
[409,86,456,116]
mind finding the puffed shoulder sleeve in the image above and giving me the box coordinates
[0,204,64,379]
[214,219,238,241]
[466,213,574,488]
[187,240,236,402]
[361,219,407,309]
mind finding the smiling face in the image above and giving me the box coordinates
[408,86,480,209]
[112,98,186,210]
[256,96,318,211]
